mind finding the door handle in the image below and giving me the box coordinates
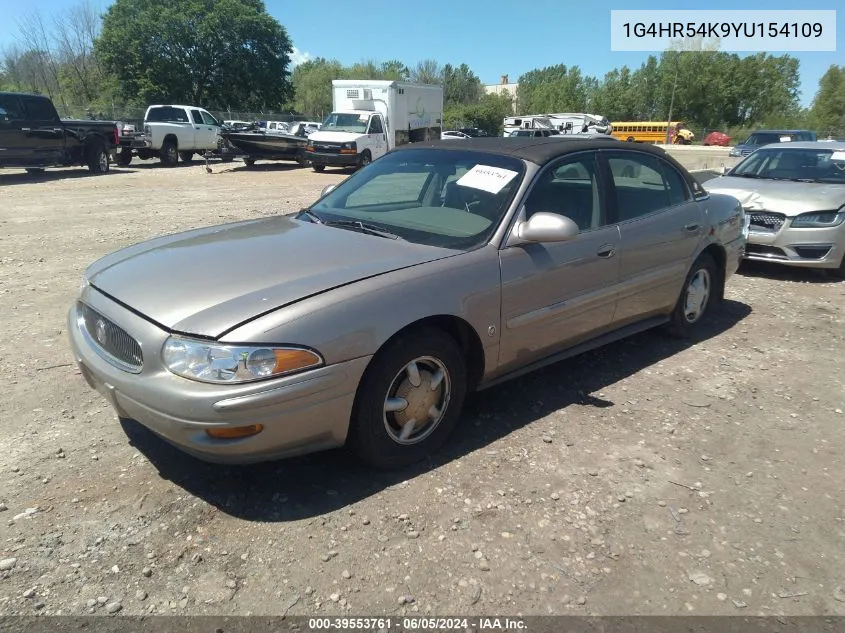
[596,244,616,258]
[195,126,200,130]
[53,128,63,133]
[21,127,31,132]
[684,223,701,232]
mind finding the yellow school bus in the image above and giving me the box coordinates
[611,121,686,144]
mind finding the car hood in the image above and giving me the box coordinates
[308,131,363,144]
[705,176,845,216]
[86,216,457,338]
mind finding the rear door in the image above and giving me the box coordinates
[0,94,27,165]
[21,96,66,165]
[600,148,703,325]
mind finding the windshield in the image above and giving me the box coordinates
[321,112,369,133]
[308,149,525,249]
[730,148,845,183]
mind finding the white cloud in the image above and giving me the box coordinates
[290,47,312,67]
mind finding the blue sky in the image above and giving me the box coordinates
[1,0,841,107]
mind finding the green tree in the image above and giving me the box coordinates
[291,57,344,116]
[95,0,294,110]
[442,63,482,107]
[444,93,513,135]
[409,59,442,85]
[517,64,592,113]
[810,65,845,134]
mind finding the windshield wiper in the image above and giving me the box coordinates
[296,208,323,224]
[323,219,403,240]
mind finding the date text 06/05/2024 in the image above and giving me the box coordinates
[307,617,527,630]
[622,21,823,39]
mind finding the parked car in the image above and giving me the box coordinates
[703,131,732,147]
[0,92,118,174]
[289,121,321,138]
[729,129,817,157]
[68,137,745,470]
[133,105,223,166]
[707,141,845,277]
[441,130,470,140]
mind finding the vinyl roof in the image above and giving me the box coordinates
[401,136,670,165]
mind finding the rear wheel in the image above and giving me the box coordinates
[179,151,194,162]
[665,253,718,338]
[312,163,325,172]
[86,143,109,174]
[347,327,467,470]
[243,158,255,168]
[626,136,635,142]
[160,139,178,166]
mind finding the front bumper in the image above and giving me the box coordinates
[744,223,845,269]
[305,151,359,167]
[67,287,371,465]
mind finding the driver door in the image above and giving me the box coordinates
[367,115,387,159]
[497,151,621,371]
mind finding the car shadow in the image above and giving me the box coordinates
[120,299,752,523]
[225,162,307,173]
[0,168,136,186]
[738,260,841,284]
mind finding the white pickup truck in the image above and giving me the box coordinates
[133,105,222,165]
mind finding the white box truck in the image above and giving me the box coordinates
[305,79,443,172]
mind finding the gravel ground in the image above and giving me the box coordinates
[0,154,843,618]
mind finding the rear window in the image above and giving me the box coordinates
[146,107,190,123]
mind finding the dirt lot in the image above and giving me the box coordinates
[0,155,843,618]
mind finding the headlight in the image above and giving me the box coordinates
[790,211,845,228]
[162,336,323,384]
[341,142,356,150]
[729,148,740,157]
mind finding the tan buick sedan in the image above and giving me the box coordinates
[68,138,745,470]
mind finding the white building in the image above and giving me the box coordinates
[484,75,519,113]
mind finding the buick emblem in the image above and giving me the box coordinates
[95,319,107,345]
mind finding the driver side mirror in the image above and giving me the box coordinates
[515,212,579,243]
[320,184,336,197]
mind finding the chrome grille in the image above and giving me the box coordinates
[746,211,786,233]
[78,303,143,371]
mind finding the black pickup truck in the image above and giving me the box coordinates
[0,92,119,175]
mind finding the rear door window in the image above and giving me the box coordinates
[23,97,57,121]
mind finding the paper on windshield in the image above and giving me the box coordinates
[457,165,519,194]
[780,136,792,142]
[830,151,845,161]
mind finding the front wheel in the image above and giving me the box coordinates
[116,149,133,167]
[665,253,718,338]
[179,151,194,162]
[826,254,845,279]
[86,143,109,174]
[312,163,325,172]
[357,150,372,170]
[347,327,467,470]
[243,158,255,168]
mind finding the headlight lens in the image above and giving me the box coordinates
[341,142,356,150]
[790,211,845,228]
[162,336,323,384]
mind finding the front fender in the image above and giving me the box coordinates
[220,246,503,376]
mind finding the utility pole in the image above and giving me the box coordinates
[665,62,679,144]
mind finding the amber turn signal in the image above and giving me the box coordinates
[205,424,264,439]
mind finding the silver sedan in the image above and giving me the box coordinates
[707,141,845,277]
[68,137,745,470]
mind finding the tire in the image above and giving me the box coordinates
[347,327,468,470]
[116,150,133,167]
[357,150,372,169]
[86,143,109,174]
[626,136,635,142]
[312,163,325,172]
[665,253,718,338]
[160,139,178,166]
[179,151,194,162]
[243,158,255,168]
